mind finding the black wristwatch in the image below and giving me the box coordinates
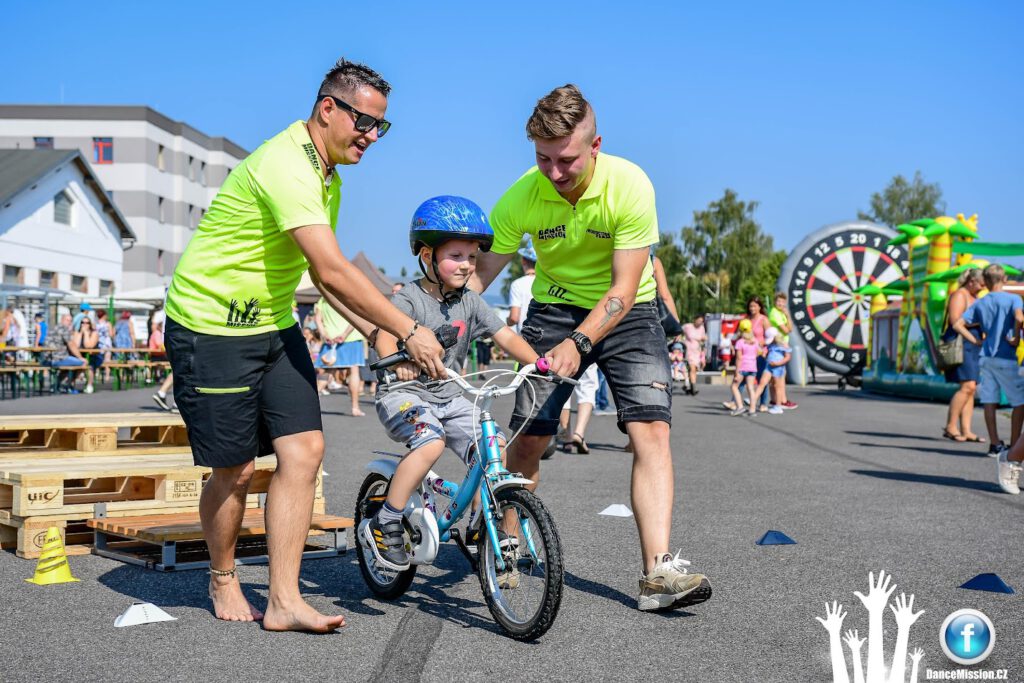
[569,330,592,355]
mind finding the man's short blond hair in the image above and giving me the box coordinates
[526,84,596,141]
[983,263,1006,289]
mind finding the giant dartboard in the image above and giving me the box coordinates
[777,221,908,374]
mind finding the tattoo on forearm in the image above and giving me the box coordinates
[598,297,625,329]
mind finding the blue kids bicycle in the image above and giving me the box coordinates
[354,359,572,641]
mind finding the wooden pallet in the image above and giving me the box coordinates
[0,454,309,517]
[0,413,188,453]
[89,509,350,570]
[0,497,328,559]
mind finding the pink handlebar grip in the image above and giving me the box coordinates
[536,357,550,373]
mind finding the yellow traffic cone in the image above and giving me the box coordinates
[25,526,79,585]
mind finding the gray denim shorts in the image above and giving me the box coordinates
[375,391,506,464]
[513,300,672,435]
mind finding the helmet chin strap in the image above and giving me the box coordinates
[418,251,464,305]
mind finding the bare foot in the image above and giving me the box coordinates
[263,598,346,633]
[209,575,264,622]
[351,408,366,417]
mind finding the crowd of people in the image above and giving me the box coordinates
[8,56,1021,639]
[717,294,798,416]
[1,300,172,395]
[945,264,1024,494]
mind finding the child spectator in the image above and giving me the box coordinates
[753,327,792,414]
[726,320,760,416]
[669,341,686,382]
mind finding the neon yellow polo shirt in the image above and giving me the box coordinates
[490,153,658,309]
[166,121,341,335]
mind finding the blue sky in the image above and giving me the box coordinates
[3,1,1021,278]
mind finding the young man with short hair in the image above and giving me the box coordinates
[953,264,1024,494]
[164,59,445,632]
[472,84,711,612]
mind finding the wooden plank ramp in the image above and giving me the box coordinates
[0,412,189,453]
[87,508,348,570]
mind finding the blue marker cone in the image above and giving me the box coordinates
[757,530,796,545]
[960,573,1014,594]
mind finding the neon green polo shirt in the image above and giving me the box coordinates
[315,297,364,343]
[489,153,658,310]
[166,121,341,335]
[768,307,790,344]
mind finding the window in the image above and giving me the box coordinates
[99,280,113,296]
[157,144,165,171]
[54,190,73,225]
[39,271,56,288]
[92,137,113,164]
[34,137,54,149]
[157,250,165,277]
[199,161,207,186]
[187,155,195,181]
[158,197,166,223]
[187,204,195,228]
[3,265,23,285]
[72,275,87,293]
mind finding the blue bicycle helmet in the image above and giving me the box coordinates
[409,195,493,256]
[517,238,537,263]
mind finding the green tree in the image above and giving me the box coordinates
[737,249,787,306]
[675,189,775,312]
[858,171,945,227]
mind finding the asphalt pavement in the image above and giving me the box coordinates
[0,379,1021,682]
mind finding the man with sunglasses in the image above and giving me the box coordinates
[471,84,712,613]
[164,59,445,633]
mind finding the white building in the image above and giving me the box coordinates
[0,105,247,290]
[0,149,134,297]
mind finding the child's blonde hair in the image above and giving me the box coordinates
[742,330,755,342]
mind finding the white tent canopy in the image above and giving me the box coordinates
[106,286,169,303]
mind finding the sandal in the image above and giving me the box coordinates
[942,429,967,443]
[572,433,590,455]
[962,434,986,443]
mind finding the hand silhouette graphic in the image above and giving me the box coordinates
[844,629,866,683]
[888,593,925,683]
[816,601,850,683]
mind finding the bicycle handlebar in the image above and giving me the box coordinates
[380,360,577,397]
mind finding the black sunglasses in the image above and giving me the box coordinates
[318,94,391,138]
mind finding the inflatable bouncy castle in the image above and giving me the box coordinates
[858,214,1024,400]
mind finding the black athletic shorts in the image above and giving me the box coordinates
[165,317,322,468]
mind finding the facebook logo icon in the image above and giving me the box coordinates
[941,609,995,665]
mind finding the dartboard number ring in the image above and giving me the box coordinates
[781,223,907,374]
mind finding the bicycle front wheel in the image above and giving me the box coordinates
[354,472,416,599]
[477,488,563,641]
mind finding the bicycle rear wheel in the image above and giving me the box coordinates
[478,488,563,641]
[354,472,416,599]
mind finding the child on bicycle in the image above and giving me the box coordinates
[363,196,544,572]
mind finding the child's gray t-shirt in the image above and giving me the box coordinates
[378,280,505,403]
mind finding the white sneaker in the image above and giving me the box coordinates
[328,381,343,391]
[768,405,784,415]
[84,384,94,394]
[996,450,1021,495]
